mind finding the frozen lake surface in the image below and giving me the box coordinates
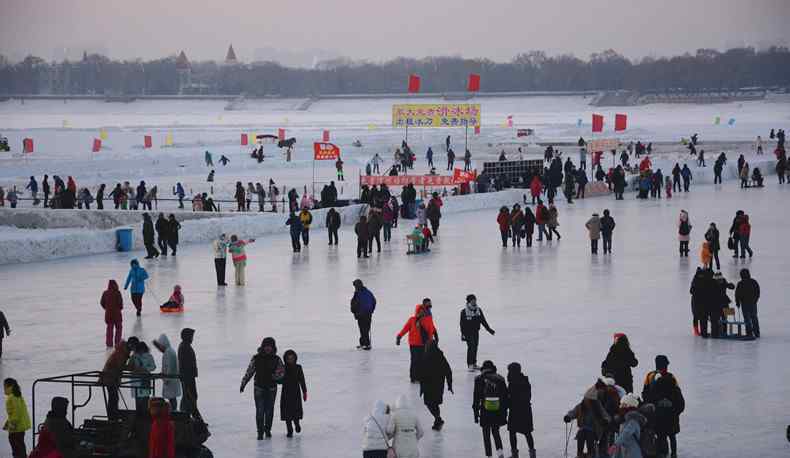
[0,181,788,457]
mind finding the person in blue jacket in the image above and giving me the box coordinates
[285,212,303,253]
[350,279,377,350]
[175,183,186,209]
[124,259,149,316]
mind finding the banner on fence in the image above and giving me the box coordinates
[241,133,248,146]
[392,103,481,128]
[452,168,478,183]
[587,138,619,153]
[23,138,34,154]
[360,171,475,187]
[144,135,153,148]
[313,142,340,160]
[92,138,102,152]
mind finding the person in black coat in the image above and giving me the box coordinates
[689,267,710,337]
[642,355,685,458]
[506,363,535,458]
[473,360,509,458]
[280,349,307,437]
[325,208,341,245]
[155,213,169,255]
[178,328,202,420]
[355,215,370,258]
[459,294,495,371]
[142,213,159,259]
[419,341,453,431]
[601,334,638,394]
[167,214,181,256]
[735,268,761,338]
[285,212,303,253]
[704,223,721,270]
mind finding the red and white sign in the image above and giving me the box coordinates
[587,138,619,153]
[278,128,286,141]
[614,113,627,131]
[23,138,34,154]
[452,168,478,183]
[92,138,102,153]
[241,133,248,146]
[360,171,476,187]
[322,130,330,142]
[313,142,340,160]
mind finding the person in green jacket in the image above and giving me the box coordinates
[4,378,31,458]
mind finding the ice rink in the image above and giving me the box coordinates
[0,181,788,457]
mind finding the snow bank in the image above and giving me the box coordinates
[0,208,228,230]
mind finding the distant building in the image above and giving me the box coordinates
[224,44,239,66]
[176,50,191,95]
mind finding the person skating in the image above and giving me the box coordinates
[213,234,229,286]
[608,394,646,458]
[396,299,437,383]
[419,341,453,431]
[598,209,616,255]
[124,259,149,316]
[464,149,473,171]
[155,214,169,255]
[689,267,709,336]
[447,148,456,171]
[368,209,383,253]
[738,214,754,258]
[336,157,345,181]
[509,204,524,248]
[522,207,536,248]
[42,174,50,207]
[529,176,542,204]
[735,268,761,338]
[228,235,254,285]
[585,213,601,255]
[728,210,745,258]
[175,182,186,209]
[286,211,303,253]
[680,165,692,192]
[0,310,10,359]
[299,207,313,246]
[497,207,511,248]
[506,362,535,458]
[240,337,285,440]
[355,215,370,258]
[142,213,160,259]
[601,333,638,394]
[563,383,611,458]
[534,201,549,241]
[351,279,377,350]
[280,349,308,437]
[547,204,561,241]
[382,202,395,243]
[642,355,685,458]
[152,334,181,411]
[166,214,180,255]
[473,360,509,458]
[386,395,424,458]
[426,193,442,236]
[178,328,201,419]
[678,210,692,257]
[326,208,341,245]
[235,182,246,212]
[3,378,31,458]
[460,294,495,371]
[362,400,392,458]
[704,223,721,270]
[100,280,123,348]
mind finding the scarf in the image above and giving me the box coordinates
[464,302,481,320]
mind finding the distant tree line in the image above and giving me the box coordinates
[0,47,788,97]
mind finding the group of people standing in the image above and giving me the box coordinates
[142,212,181,259]
[496,200,561,248]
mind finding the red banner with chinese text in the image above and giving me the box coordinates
[313,142,340,160]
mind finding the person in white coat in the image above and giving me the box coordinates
[386,395,424,458]
[153,334,181,411]
[362,400,392,458]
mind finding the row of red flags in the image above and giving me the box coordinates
[592,113,628,132]
[407,73,481,93]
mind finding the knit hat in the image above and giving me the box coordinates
[480,360,496,374]
[507,362,521,375]
[655,355,669,370]
[620,393,640,409]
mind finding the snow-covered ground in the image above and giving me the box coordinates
[0,181,788,457]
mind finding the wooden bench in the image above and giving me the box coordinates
[723,307,746,336]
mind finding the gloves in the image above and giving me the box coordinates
[563,415,571,423]
[396,336,402,346]
[303,392,308,402]
[473,416,479,424]
[461,335,466,342]
[239,386,244,393]
[489,329,496,336]
[448,386,454,394]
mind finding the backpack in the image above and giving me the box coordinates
[483,376,501,412]
[679,220,690,236]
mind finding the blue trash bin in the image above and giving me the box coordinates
[116,228,134,252]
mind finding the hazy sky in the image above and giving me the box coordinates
[1,0,788,63]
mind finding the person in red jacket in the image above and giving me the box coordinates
[535,201,549,242]
[529,176,542,204]
[738,215,753,258]
[397,299,438,383]
[497,207,510,248]
[148,398,175,458]
[100,280,123,348]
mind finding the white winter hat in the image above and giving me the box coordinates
[600,377,616,387]
[620,393,640,409]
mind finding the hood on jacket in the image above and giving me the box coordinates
[258,337,277,354]
[154,334,172,350]
[624,409,647,426]
[283,349,298,364]
[107,279,119,291]
[130,259,140,268]
[181,328,195,343]
[371,400,388,417]
[173,285,182,294]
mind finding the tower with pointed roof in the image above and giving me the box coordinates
[175,50,191,94]
[224,44,239,66]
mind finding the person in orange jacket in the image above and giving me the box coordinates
[148,398,175,458]
[700,241,713,269]
[397,299,438,383]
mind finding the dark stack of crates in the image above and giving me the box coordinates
[481,159,544,187]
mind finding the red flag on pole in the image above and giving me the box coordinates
[614,114,627,131]
[144,135,152,149]
[23,138,34,154]
[92,138,102,153]
[592,114,604,133]
[467,73,480,92]
[313,142,340,160]
[278,129,286,141]
[407,74,421,93]
[322,130,330,142]
[241,133,248,146]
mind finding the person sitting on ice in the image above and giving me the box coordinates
[160,285,184,312]
[219,154,230,166]
[407,226,424,254]
[751,167,764,187]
